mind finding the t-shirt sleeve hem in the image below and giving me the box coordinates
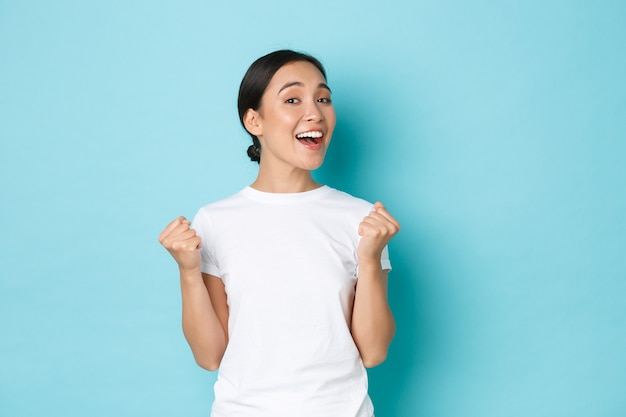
[381,260,392,271]
[201,263,221,278]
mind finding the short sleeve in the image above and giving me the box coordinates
[380,244,392,271]
[191,208,222,278]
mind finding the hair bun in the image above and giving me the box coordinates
[247,144,261,162]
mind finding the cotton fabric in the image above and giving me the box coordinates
[192,186,390,417]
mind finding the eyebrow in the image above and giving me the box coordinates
[278,81,332,94]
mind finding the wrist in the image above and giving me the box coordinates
[179,266,203,284]
[357,257,382,272]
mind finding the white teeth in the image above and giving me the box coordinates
[296,131,323,139]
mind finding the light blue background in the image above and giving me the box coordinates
[1,0,625,416]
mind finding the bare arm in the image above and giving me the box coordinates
[179,270,228,370]
[159,217,228,371]
[351,203,400,368]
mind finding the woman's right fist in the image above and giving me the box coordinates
[158,216,202,271]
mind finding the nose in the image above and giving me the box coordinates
[304,101,323,122]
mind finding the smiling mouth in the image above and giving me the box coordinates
[296,131,323,146]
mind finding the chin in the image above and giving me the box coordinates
[300,156,326,171]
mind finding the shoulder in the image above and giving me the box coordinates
[196,189,248,214]
[192,189,250,229]
[323,187,374,214]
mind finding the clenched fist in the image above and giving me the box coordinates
[357,202,400,262]
[158,216,202,272]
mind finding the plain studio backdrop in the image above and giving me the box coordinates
[1,1,624,416]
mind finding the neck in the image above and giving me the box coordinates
[251,162,321,193]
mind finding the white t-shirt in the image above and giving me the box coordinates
[192,185,391,417]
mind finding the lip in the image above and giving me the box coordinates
[295,129,324,151]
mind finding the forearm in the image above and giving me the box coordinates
[351,259,395,368]
[179,268,226,371]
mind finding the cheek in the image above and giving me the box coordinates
[271,110,301,129]
[326,109,337,130]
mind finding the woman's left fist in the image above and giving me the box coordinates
[357,202,400,261]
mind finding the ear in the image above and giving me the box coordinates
[243,108,263,136]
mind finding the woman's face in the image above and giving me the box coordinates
[246,61,336,172]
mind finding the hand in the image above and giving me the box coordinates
[357,202,400,262]
[158,216,202,272]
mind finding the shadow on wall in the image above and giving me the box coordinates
[316,94,439,415]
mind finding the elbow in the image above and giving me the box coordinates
[192,348,225,371]
[200,363,220,372]
[355,326,395,368]
[361,349,389,368]
[184,335,227,372]
[195,356,221,371]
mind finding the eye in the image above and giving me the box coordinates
[317,97,332,104]
[285,98,300,104]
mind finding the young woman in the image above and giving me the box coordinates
[159,50,400,417]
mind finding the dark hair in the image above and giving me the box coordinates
[237,49,327,163]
